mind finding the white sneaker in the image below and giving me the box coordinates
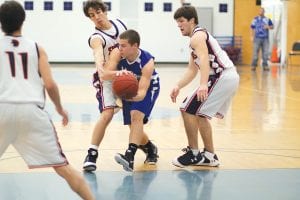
[198,150,220,167]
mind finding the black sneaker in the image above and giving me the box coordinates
[83,148,98,172]
[114,151,134,172]
[139,141,159,164]
[172,147,202,168]
[198,150,220,167]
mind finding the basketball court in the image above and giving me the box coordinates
[1,63,300,199]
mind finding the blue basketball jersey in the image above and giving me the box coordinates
[117,49,159,89]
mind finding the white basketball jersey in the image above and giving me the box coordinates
[190,27,234,75]
[0,36,45,107]
[88,19,127,61]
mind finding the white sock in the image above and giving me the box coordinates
[89,145,99,150]
[191,149,199,156]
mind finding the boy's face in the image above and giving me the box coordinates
[259,8,265,16]
[176,17,193,36]
[87,7,108,28]
[118,39,138,59]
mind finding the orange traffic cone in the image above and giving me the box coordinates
[271,45,280,63]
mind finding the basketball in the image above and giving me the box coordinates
[112,73,138,99]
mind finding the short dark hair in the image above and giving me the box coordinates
[173,6,198,24]
[83,0,107,17]
[119,29,140,46]
[0,0,25,35]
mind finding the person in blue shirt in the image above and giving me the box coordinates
[101,29,160,171]
[250,7,273,71]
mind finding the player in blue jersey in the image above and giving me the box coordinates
[250,7,273,71]
[101,29,160,171]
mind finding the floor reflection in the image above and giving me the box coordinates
[176,170,218,200]
[114,171,157,200]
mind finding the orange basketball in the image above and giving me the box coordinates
[112,73,138,99]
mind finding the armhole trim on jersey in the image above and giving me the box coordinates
[193,28,209,42]
[35,43,42,77]
[142,50,154,66]
[116,19,127,30]
[89,33,106,48]
[35,42,40,58]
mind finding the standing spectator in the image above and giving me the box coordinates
[251,7,274,71]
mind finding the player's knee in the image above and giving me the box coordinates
[53,165,70,178]
[100,109,114,122]
[130,110,144,123]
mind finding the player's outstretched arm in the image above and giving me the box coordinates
[191,31,210,102]
[38,45,68,126]
[170,56,197,103]
[90,37,105,75]
[101,48,123,80]
[175,56,198,89]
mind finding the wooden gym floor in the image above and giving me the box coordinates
[0,63,300,199]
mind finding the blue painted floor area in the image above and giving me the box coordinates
[0,169,300,200]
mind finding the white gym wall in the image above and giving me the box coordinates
[0,0,234,62]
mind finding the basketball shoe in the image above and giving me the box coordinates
[139,141,159,164]
[114,150,134,172]
[172,146,203,167]
[83,148,98,172]
[198,149,220,167]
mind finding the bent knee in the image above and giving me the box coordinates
[100,109,114,122]
[130,110,144,122]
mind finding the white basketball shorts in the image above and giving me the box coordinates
[94,72,118,112]
[180,68,239,119]
[0,103,68,168]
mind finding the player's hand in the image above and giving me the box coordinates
[56,107,69,126]
[170,85,180,103]
[126,91,143,102]
[197,84,208,102]
[116,69,133,76]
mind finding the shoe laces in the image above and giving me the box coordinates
[88,149,98,156]
[181,146,191,153]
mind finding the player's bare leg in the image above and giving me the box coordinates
[115,110,144,171]
[83,108,114,172]
[172,111,202,167]
[128,110,145,145]
[140,131,149,145]
[54,165,95,200]
[198,117,214,153]
[197,117,220,167]
[181,111,199,149]
[91,108,114,145]
[115,110,158,171]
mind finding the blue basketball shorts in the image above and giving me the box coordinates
[122,86,160,125]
